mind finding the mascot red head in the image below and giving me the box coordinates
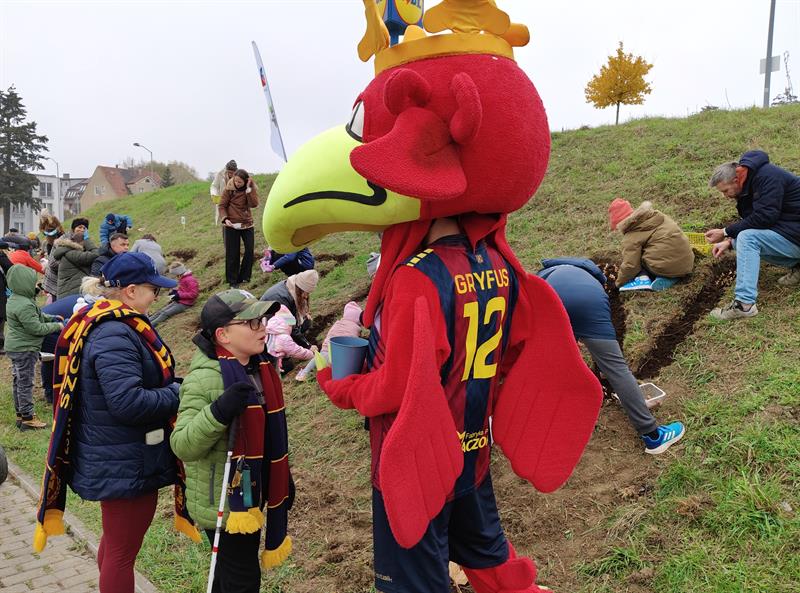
[264,2,602,591]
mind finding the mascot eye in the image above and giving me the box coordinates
[346,101,364,142]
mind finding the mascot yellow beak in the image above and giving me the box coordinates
[263,126,420,252]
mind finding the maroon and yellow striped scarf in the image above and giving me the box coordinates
[216,346,292,568]
[33,299,201,551]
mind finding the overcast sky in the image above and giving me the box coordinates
[2,1,798,181]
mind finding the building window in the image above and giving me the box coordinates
[11,203,23,214]
[94,185,105,196]
[39,182,53,197]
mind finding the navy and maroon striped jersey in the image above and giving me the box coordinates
[367,235,518,498]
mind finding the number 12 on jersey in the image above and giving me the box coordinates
[461,296,507,381]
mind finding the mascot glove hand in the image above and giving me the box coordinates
[316,367,355,410]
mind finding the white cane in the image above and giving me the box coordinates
[206,418,239,593]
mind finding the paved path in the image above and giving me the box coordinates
[0,462,157,593]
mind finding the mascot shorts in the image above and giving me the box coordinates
[372,473,508,593]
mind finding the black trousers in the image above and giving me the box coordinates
[204,528,261,593]
[224,227,255,285]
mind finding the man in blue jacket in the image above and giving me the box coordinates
[99,213,133,245]
[706,151,800,320]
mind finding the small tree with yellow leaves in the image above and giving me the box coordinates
[585,42,653,125]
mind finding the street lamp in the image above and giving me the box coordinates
[132,142,154,186]
[45,156,61,220]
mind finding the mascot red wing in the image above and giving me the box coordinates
[263,1,603,591]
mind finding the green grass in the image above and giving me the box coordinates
[2,103,800,592]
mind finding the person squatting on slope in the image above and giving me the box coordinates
[99,212,133,246]
[171,289,292,593]
[149,261,199,327]
[265,305,317,375]
[4,264,64,430]
[537,258,685,454]
[219,169,259,288]
[706,150,800,320]
[608,198,694,290]
[34,252,180,593]
[295,300,363,382]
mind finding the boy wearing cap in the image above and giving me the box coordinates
[171,289,293,592]
[150,261,199,327]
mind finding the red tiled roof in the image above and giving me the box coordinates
[126,170,163,186]
[93,166,162,196]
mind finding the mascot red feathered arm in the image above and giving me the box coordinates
[263,2,603,591]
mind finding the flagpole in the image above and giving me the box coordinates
[251,41,288,162]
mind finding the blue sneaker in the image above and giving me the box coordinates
[651,276,679,291]
[642,422,685,455]
[619,274,654,292]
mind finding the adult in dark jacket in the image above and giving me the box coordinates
[1,229,31,250]
[707,151,800,320]
[51,230,99,299]
[91,233,130,277]
[538,258,685,454]
[66,252,179,593]
[260,270,319,349]
[219,169,259,287]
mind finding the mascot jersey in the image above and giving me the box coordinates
[366,233,517,500]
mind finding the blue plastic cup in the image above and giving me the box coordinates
[329,336,369,379]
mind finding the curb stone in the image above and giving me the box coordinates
[7,459,159,593]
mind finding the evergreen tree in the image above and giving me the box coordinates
[162,165,175,187]
[585,42,653,125]
[0,87,48,232]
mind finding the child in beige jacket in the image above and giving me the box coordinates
[609,198,694,289]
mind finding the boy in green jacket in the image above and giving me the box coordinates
[4,265,64,430]
[171,289,291,593]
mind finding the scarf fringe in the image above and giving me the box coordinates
[174,514,202,543]
[32,509,65,552]
[260,535,292,569]
[225,508,264,534]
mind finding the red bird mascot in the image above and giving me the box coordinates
[262,1,603,591]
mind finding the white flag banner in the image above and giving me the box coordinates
[252,41,287,162]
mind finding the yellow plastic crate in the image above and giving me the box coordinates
[685,232,712,255]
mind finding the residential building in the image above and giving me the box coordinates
[1,173,87,234]
[81,165,162,210]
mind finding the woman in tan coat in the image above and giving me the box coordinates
[609,199,694,287]
[219,169,259,288]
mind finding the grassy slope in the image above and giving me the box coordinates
[1,104,799,592]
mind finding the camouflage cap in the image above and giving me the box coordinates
[199,289,280,335]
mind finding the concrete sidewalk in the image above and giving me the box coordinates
[0,461,158,593]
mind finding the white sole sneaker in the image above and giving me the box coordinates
[645,427,685,455]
